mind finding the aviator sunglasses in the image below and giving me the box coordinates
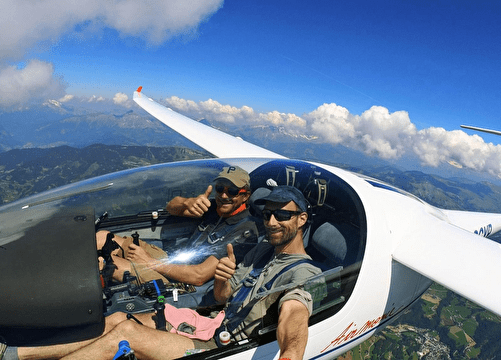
[262,209,303,222]
[215,184,246,197]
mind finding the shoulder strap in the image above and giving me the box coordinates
[262,258,315,291]
[225,255,315,333]
[192,214,253,248]
[208,215,255,245]
[223,246,274,321]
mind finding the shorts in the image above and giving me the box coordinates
[191,338,218,350]
[121,236,170,284]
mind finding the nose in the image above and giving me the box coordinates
[266,213,278,226]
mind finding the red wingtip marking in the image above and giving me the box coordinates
[137,86,143,93]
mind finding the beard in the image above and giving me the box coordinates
[216,196,237,215]
[265,224,298,248]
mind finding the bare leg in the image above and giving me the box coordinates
[97,231,169,283]
[110,255,133,282]
[18,312,157,360]
[60,319,195,360]
[96,231,127,255]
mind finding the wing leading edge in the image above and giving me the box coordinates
[392,213,501,317]
[133,88,285,159]
[460,125,501,136]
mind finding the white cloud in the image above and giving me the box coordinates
[101,0,224,45]
[304,102,501,176]
[162,94,501,177]
[413,128,501,176]
[113,93,128,105]
[0,59,66,107]
[163,96,307,129]
[0,0,224,60]
[87,95,106,103]
[59,94,74,103]
[0,0,224,108]
[306,104,417,159]
[307,103,357,143]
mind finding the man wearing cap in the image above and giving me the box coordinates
[213,185,322,358]
[10,186,322,360]
[97,166,259,286]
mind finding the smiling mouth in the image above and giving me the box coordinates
[216,196,233,204]
[266,227,283,236]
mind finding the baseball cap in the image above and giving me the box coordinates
[213,166,250,188]
[254,185,309,212]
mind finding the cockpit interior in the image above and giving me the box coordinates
[0,158,367,353]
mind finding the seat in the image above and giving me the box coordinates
[248,187,271,218]
[309,222,348,268]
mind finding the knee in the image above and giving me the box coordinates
[114,318,142,336]
[96,230,111,249]
[106,312,128,329]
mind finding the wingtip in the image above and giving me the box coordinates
[136,86,143,93]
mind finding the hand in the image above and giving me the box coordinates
[184,185,212,217]
[215,244,237,282]
[126,243,154,263]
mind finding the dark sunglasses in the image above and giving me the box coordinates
[215,185,246,197]
[262,209,303,222]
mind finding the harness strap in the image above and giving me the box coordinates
[224,256,315,333]
[192,214,252,247]
[223,246,274,323]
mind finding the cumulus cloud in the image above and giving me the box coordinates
[163,94,501,177]
[413,128,501,176]
[0,0,224,60]
[113,92,129,105]
[163,96,306,129]
[53,93,135,111]
[59,94,74,103]
[305,102,501,176]
[0,59,66,107]
[306,105,417,159]
[0,0,223,108]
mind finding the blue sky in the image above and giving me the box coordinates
[2,0,501,177]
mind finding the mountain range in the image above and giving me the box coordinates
[2,102,500,186]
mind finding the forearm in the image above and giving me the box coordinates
[213,279,232,304]
[277,300,309,360]
[155,256,218,286]
[165,196,190,216]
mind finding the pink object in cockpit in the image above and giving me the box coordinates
[163,303,225,341]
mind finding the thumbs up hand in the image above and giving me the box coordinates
[215,244,237,282]
[183,185,212,217]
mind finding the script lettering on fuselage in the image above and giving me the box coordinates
[474,224,492,238]
[320,306,404,353]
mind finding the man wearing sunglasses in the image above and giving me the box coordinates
[212,185,321,359]
[96,166,259,287]
[9,186,322,360]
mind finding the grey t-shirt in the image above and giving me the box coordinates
[226,241,322,340]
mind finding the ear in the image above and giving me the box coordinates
[297,212,308,228]
[242,192,251,203]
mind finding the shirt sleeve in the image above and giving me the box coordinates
[278,264,321,316]
[279,288,314,315]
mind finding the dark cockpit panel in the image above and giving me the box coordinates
[0,206,103,346]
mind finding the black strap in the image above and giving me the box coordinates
[191,215,253,248]
[97,232,119,261]
[98,232,120,287]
